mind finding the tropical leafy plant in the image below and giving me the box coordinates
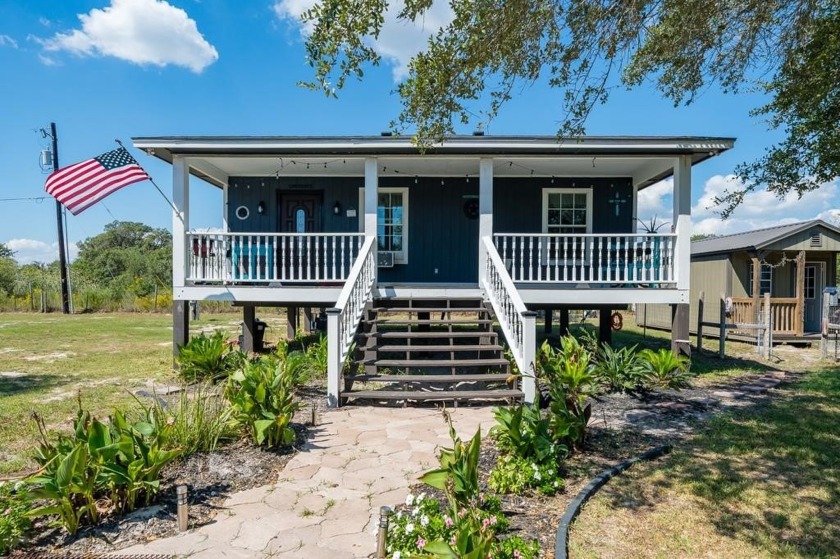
[224,355,304,447]
[490,403,557,463]
[303,333,328,379]
[176,330,244,382]
[537,337,597,449]
[592,343,647,393]
[27,401,182,534]
[639,348,692,389]
[0,481,32,555]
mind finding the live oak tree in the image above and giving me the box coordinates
[299,0,839,216]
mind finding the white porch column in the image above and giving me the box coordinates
[364,158,378,280]
[672,155,692,295]
[172,156,189,288]
[478,158,494,284]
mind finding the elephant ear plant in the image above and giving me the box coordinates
[224,354,304,447]
[27,399,182,535]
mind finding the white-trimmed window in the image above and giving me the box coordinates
[748,263,772,297]
[542,189,592,262]
[542,189,593,233]
[359,187,409,264]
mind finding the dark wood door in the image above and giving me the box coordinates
[279,193,322,233]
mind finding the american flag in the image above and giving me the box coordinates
[44,147,150,215]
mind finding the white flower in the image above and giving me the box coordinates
[397,511,403,519]
[394,552,402,559]
[405,522,415,533]
[417,492,426,502]
[405,493,414,506]
[531,463,539,471]
[421,514,429,526]
[412,506,420,516]
[554,481,560,487]
[534,471,542,481]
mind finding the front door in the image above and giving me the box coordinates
[804,262,826,332]
[279,192,322,233]
[278,192,323,281]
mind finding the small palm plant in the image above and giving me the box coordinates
[639,348,691,389]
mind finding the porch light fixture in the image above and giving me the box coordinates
[333,201,341,215]
[257,201,265,215]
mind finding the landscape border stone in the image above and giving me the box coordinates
[554,443,673,559]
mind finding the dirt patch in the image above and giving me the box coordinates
[23,352,75,362]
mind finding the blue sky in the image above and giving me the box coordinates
[1,0,838,264]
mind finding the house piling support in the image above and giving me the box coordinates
[544,309,553,334]
[286,305,298,340]
[303,307,313,333]
[671,303,690,357]
[242,305,256,352]
[559,309,570,336]
[598,307,612,345]
[173,300,190,362]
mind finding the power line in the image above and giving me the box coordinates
[0,196,48,202]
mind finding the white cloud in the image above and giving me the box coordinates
[40,0,218,73]
[0,35,18,48]
[6,239,79,265]
[274,0,453,80]
[638,174,840,236]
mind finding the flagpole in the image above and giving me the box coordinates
[51,122,71,314]
[115,139,182,218]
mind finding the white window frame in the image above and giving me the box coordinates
[359,187,409,264]
[748,263,773,297]
[542,188,593,264]
[542,188,593,234]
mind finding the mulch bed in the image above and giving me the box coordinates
[9,384,328,558]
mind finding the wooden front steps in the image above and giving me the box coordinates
[341,297,523,405]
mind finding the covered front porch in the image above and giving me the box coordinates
[133,134,734,406]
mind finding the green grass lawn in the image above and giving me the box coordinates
[569,363,840,558]
[0,311,255,476]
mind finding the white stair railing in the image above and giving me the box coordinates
[481,236,536,403]
[326,236,376,407]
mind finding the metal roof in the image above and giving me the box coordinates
[691,219,840,256]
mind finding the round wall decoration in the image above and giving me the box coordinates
[463,199,479,219]
[235,205,250,220]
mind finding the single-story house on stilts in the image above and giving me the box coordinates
[637,220,840,341]
[132,134,734,407]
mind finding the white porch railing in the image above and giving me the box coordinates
[326,236,376,407]
[481,237,536,403]
[186,232,366,284]
[494,233,677,285]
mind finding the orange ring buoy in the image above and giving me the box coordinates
[611,311,624,331]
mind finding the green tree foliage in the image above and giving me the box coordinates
[0,243,16,295]
[73,221,171,298]
[300,0,838,214]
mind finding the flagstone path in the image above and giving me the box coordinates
[113,406,497,559]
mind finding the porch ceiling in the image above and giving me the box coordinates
[133,135,734,190]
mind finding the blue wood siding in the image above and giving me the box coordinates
[494,178,634,234]
[227,176,634,283]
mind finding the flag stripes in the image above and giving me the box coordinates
[44,147,150,215]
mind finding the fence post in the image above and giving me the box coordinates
[718,296,726,359]
[521,311,537,405]
[762,292,772,359]
[821,291,830,359]
[326,308,341,408]
[696,291,704,352]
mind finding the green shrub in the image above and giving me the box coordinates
[489,453,564,495]
[490,403,559,463]
[224,356,303,447]
[639,348,691,389]
[176,330,244,382]
[592,343,647,393]
[142,384,235,456]
[303,334,328,379]
[419,412,482,510]
[537,337,598,450]
[27,402,182,534]
[0,481,32,555]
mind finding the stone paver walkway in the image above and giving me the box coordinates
[115,406,496,559]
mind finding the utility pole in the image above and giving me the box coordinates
[49,122,71,314]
